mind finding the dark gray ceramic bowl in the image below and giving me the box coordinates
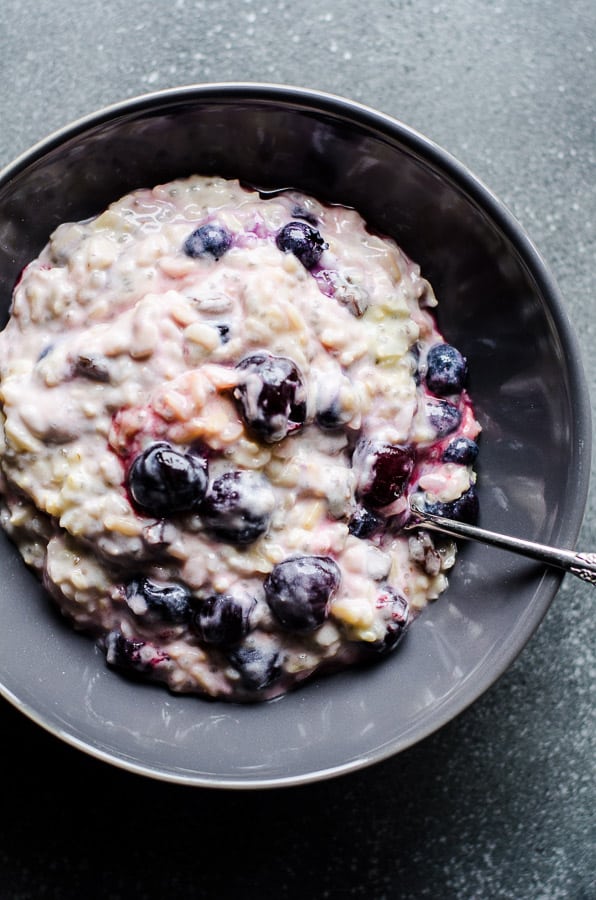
[0,84,591,788]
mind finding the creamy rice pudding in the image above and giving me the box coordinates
[0,176,480,701]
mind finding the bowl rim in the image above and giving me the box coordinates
[0,82,591,788]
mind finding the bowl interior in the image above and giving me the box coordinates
[0,85,590,787]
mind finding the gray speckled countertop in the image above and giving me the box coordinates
[0,1,594,897]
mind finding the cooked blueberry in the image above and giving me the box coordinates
[72,352,111,383]
[348,507,384,539]
[275,221,328,270]
[374,587,410,653]
[127,442,208,517]
[315,400,351,431]
[408,528,443,576]
[425,485,479,524]
[291,204,318,225]
[354,441,415,510]
[216,323,230,343]
[191,593,254,646]
[124,577,192,623]
[443,436,479,465]
[314,375,354,429]
[184,223,232,259]
[425,343,468,395]
[426,399,462,437]
[317,269,369,316]
[200,470,274,545]
[315,404,341,430]
[410,346,422,385]
[264,555,341,632]
[104,631,168,673]
[227,641,282,691]
[355,587,410,657]
[233,353,307,443]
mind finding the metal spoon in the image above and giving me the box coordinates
[407,497,596,585]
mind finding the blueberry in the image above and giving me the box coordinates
[124,577,192,624]
[410,341,421,385]
[314,376,354,430]
[317,270,370,316]
[354,587,410,657]
[227,641,282,691]
[354,441,415,510]
[127,442,208,517]
[73,353,110,383]
[184,222,232,260]
[425,343,468,396]
[200,470,274,545]
[425,485,479,524]
[374,587,410,653]
[348,507,384,539]
[191,593,254,646]
[104,631,168,674]
[264,555,341,632]
[275,221,328,270]
[233,353,307,443]
[216,323,230,343]
[442,436,479,465]
[426,399,462,438]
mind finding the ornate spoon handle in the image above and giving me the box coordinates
[407,502,596,585]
